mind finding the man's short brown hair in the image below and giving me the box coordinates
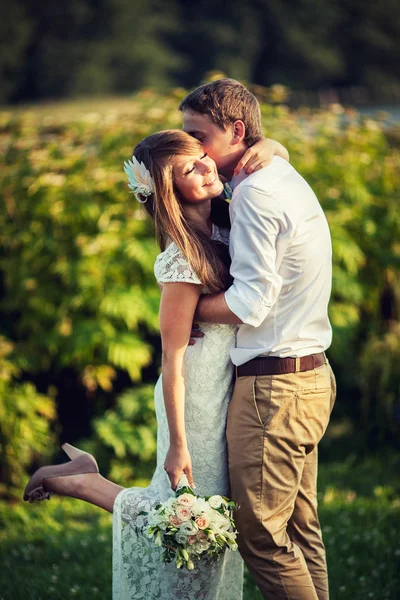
[179,78,262,147]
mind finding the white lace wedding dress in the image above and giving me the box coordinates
[112,224,244,599]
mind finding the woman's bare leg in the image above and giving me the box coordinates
[43,473,124,513]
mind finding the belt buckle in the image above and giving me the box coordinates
[295,357,301,373]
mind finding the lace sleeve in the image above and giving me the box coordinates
[154,243,202,285]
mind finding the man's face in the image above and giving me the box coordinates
[182,110,235,176]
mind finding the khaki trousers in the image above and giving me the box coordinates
[227,360,336,600]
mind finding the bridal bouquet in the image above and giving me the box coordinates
[147,484,239,570]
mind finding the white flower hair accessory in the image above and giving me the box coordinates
[124,156,154,203]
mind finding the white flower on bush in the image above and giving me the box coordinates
[179,521,198,536]
[176,493,196,508]
[175,505,192,522]
[208,495,223,509]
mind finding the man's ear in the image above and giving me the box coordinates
[231,120,246,145]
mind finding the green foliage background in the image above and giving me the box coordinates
[1,86,400,501]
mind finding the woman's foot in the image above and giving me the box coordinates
[23,444,98,503]
[24,443,124,513]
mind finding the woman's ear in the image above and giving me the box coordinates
[232,120,246,146]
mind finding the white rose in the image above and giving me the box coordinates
[208,495,223,509]
[194,540,211,554]
[175,532,188,545]
[179,521,198,536]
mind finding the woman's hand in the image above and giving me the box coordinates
[234,138,290,176]
[164,443,195,490]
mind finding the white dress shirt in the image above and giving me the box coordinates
[224,156,332,366]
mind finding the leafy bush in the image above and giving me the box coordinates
[0,337,56,497]
[0,89,399,495]
[91,384,158,484]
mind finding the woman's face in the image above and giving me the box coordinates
[173,151,224,203]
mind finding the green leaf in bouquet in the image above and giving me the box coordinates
[161,549,174,564]
[175,486,196,497]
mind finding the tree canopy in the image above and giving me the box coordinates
[1,0,399,104]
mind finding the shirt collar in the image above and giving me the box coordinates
[230,169,249,191]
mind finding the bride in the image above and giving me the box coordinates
[24,130,287,599]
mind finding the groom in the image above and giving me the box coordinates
[180,79,336,600]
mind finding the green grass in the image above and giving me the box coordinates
[1,454,399,600]
[0,92,184,123]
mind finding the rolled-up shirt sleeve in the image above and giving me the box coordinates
[224,185,289,327]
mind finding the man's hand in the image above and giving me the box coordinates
[164,443,195,490]
[188,323,204,346]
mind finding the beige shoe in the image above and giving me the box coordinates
[23,443,98,503]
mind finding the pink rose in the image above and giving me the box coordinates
[176,493,196,508]
[176,505,192,521]
[196,530,207,541]
[187,535,197,545]
[169,515,182,527]
[195,516,209,530]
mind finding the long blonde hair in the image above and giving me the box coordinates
[132,130,231,292]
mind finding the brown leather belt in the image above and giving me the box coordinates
[236,352,326,378]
